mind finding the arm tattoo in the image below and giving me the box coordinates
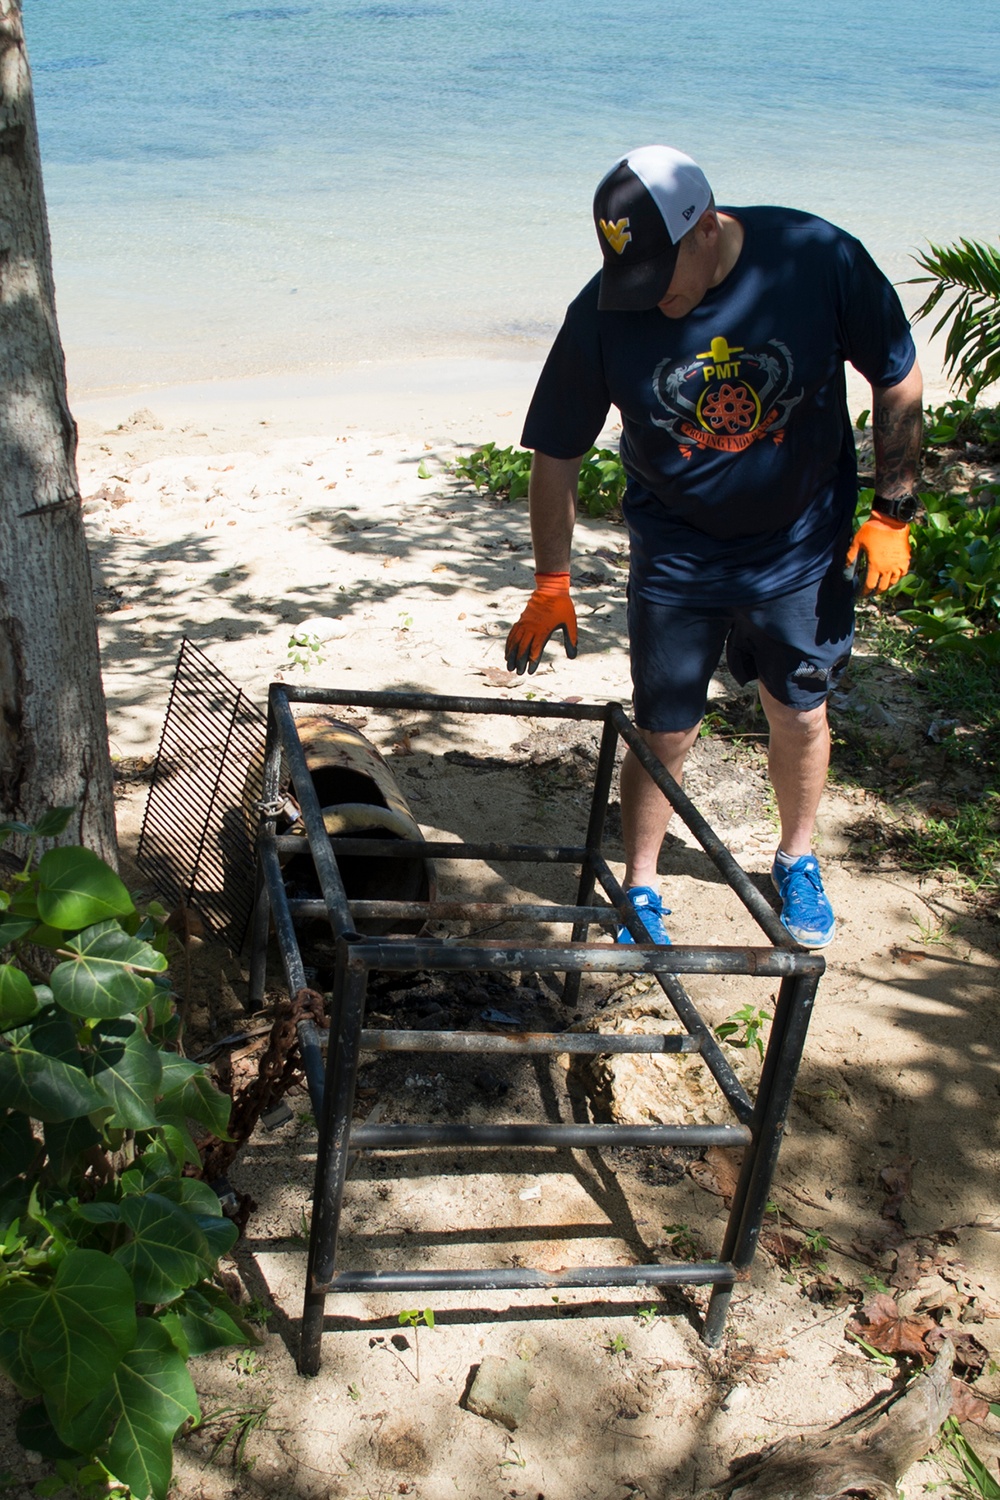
[872,397,922,495]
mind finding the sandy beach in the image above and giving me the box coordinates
[26,354,990,1500]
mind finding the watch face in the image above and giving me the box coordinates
[876,494,918,521]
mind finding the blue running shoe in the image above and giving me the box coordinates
[771,854,835,948]
[616,886,672,945]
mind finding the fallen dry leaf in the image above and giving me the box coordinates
[480,667,518,688]
[687,1145,743,1203]
[950,1377,990,1423]
[847,1293,936,1362]
[892,947,927,965]
[925,1324,989,1376]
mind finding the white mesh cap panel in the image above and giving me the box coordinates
[623,145,712,245]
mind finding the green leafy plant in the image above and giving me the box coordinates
[201,1401,272,1476]
[453,442,626,519]
[0,817,251,1500]
[635,1305,659,1326]
[605,1332,629,1356]
[938,1415,1000,1499]
[923,397,1000,453]
[885,484,1000,653]
[397,1307,435,1382]
[286,629,325,672]
[714,1004,771,1060]
[909,238,1000,401]
[661,1223,702,1261]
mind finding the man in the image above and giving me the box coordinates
[505,146,922,949]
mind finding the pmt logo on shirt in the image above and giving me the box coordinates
[651,335,803,456]
[599,218,632,254]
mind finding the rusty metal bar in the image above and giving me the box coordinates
[275,834,589,864]
[270,687,356,938]
[354,1029,700,1055]
[280,685,611,721]
[257,831,308,997]
[341,936,821,980]
[288,897,617,925]
[316,1262,735,1295]
[351,1122,750,1149]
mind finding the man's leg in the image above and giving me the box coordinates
[620,723,701,889]
[757,682,830,857]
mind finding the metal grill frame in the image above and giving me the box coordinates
[137,639,266,949]
[249,684,824,1375]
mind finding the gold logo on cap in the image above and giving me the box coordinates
[599,217,632,255]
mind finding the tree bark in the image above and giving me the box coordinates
[0,0,116,864]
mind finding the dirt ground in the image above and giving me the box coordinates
[2,392,998,1500]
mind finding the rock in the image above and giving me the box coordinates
[294,614,350,642]
[466,1354,534,1431]
[569,1005,757,1127]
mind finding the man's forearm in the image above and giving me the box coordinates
[529,451,584,572]
[871,360,923,498]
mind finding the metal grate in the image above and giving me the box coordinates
[137,638,266,950]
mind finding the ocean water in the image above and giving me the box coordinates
[25,0,1000,395]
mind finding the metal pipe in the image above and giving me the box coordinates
[280,685,613,721]
[354,1029,701,1055]
[296,1018,327,1116]
[339,938,823,979]
[258,831,308,996]
[287,897,617,925]
[610,704,799,951]
[350,1122,751,1149]
[269,687,356,938]
[566,715,622,1006]
[315,1262,735,1295]
[275,834,590,864]
[300,948,369,1375]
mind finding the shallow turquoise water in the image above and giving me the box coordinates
[25,0,1000,392]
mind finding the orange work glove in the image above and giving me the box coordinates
[505,572,578,675]
[845,513,911,593]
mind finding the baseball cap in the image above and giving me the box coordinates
[593,146,713,311]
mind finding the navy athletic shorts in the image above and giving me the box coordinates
[627,563,855,733]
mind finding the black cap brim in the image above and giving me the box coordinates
[597,242,680,312]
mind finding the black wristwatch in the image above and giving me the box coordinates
[872,492,920,522]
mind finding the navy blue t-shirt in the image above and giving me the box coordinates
[521,207,916,604]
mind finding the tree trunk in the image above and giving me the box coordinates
[0,0,116,865]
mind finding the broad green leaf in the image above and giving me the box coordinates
[0,963,39,1028]
[0,1326,41,1397]
[32,807,76,839]
[59,1318,199,1500]
[89,1018,163,1129]
[157,1055,232,1141]
[15,1400,78,1460]
[43,1115,102,1183]
[194,1211,238,1262]
[74,1200,123,1225]
[51,920,165,1019]
[0,913,37,948]
[0,1249,136,1415]
[158,1286,248,1356]
[114,1193,213,1304]
[36,848,134,930]
[0,1016,106,1122]
[0,1111,36,1184]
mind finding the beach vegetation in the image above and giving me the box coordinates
[909,237,1000,401]
[0,818,251,1500]
[453,442,626,518]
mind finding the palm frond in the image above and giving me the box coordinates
[907,238,1000,400]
